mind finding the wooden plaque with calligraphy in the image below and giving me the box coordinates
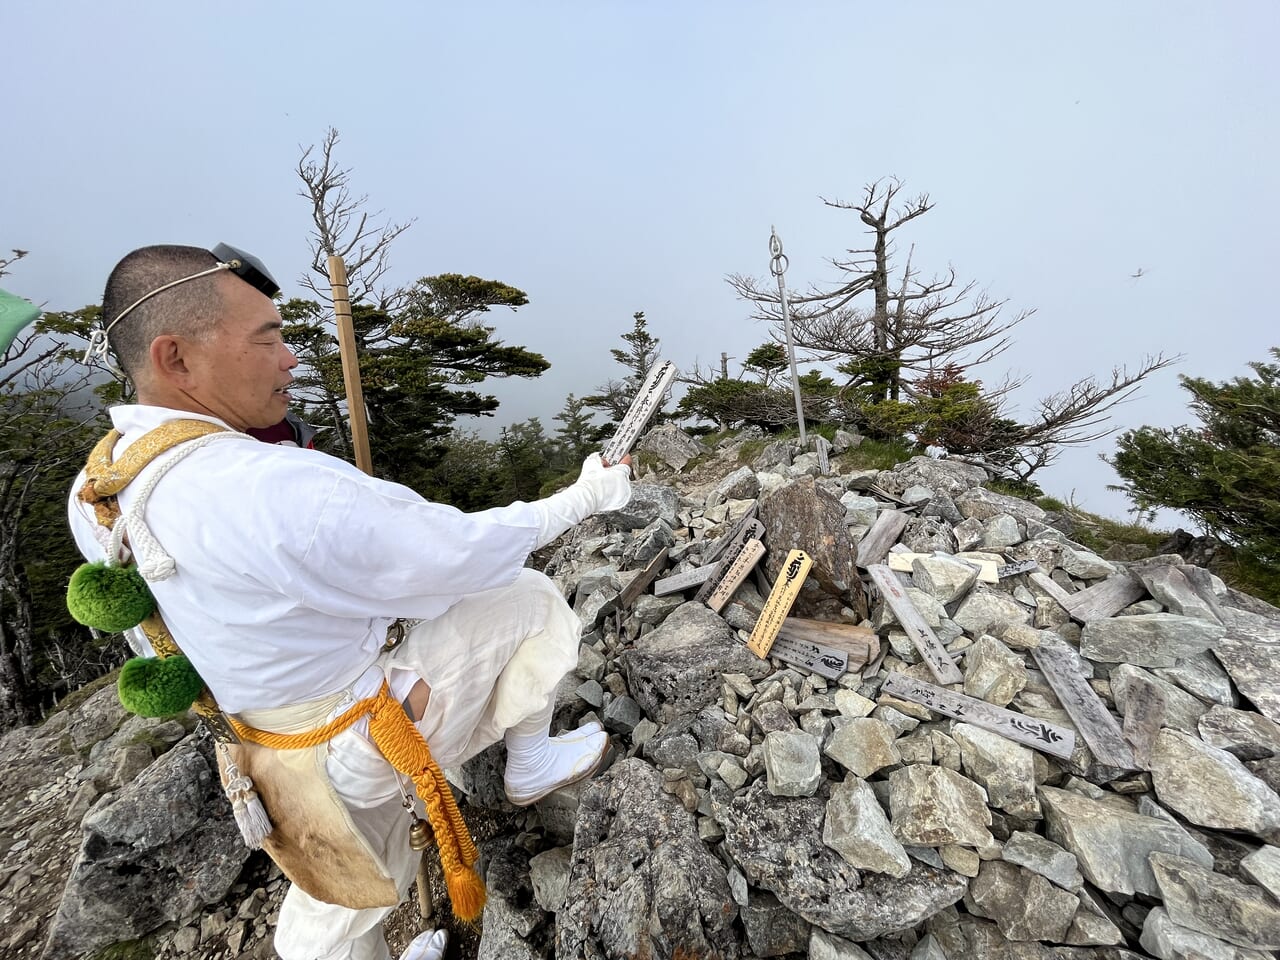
[881,671,1077,760]
[1031,636,1136,770]
[867,564,964,685]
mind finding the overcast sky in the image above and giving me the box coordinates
[4,1,1277,523]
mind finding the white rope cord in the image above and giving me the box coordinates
[82,261,236,367]
[117,430,258,581]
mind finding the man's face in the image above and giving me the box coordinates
[182,275,298,431]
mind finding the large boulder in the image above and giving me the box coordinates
[1038,785,1212,897]
[44,733,248,960]
[600,482,679,530]
[716,780,967,941]
[557,759,740,960]
[1149,729,1280,842]
[621,601,771,727]
[636,423,707,472]
[758,475,858,602]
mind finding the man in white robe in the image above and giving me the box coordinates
[67,244,631,960]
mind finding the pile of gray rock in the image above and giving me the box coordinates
[471,425,1280,960]
[8,423,1280,959]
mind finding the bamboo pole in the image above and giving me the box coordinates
[326,256,374,475]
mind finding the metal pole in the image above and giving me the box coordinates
[769,227,806,447]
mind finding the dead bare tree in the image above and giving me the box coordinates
[730,178,1030,403]
[995,356,1180,480]
[729,178,1178,479]
[297,127,414,309]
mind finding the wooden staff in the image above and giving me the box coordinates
[326,256,374,475]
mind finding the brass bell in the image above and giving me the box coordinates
[408,816,432,851]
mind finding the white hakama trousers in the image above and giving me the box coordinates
[273,568,579,960]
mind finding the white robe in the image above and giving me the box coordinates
[66,405,587,959]
[67,405,550,713]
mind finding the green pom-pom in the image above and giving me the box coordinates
[118,655,204,717]
[66,561,155,632]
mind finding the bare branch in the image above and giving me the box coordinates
[296,128,415,306]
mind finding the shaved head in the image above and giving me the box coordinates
[101,244,226,381]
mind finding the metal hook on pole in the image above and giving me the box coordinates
[769,227,806,447]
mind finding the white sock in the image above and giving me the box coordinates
[504,706,608,803]
[399,929,446,960]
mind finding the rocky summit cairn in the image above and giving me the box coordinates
[5,425,1280,959]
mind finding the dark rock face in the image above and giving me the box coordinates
[556,759,740,960]
[621,601,771,726]
[44,733,247,960]
[758,475,857,602]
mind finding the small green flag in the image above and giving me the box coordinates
[0,287,40,354]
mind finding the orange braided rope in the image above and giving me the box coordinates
[227,681,486,921]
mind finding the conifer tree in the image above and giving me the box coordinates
[1110,349,1280,564]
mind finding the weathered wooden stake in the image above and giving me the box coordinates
[327,256,374,476]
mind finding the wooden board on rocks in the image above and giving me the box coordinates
[887,552,999,584]
[882,671,1077,761]
[747,550,812,660]
[618,547,670,609]
[762,634,849,680]
[867,563,963,685]
[1061,573,1146,623]
[855,510,910,568]
[704,539,767,613]
[1031,636,1136,771]
[777,617,879,672]
[696,520,764,604]
[653,562,716,596]
[703,506,761,565]
[1028,571,1075,611]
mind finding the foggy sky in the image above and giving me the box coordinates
[4,1,1277,523]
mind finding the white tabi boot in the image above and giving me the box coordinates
[503,706,609,806]
[398,928,447,960]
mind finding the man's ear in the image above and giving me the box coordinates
[149,334,194,386]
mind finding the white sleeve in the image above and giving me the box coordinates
[529,453,633,549]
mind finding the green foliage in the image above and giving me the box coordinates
[2,307,120,725]
[495,418,550,503]
[837,355,903,405]
[841,364,1005,455]
[839,437,918,471]
[854,398,918,440]
[89,936,157,960]
[117,655,204,717]
[282,275,549,491]
[66,562,156,632]
[551,393,604,465]
[986,477,1046,501]
[1109,348,1280,565]
[585,311,664,422]
[42,669,120,723]
[744,342,787,383]
[417,418,571,511]
[416,430,503,510]
[1216,550,1280,608]
[677,378,773,429]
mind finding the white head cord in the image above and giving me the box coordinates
[82,260,242,370]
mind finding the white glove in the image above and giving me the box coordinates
[531,453,632,548]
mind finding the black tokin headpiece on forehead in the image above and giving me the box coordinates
[211,243,281,299]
